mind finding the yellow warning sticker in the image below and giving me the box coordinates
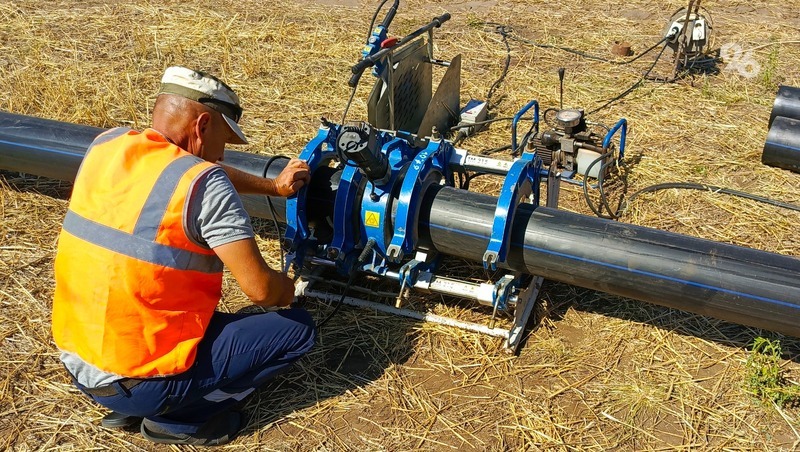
[364,211,380,228]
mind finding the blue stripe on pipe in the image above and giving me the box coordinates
[63,210,222,274]
[0,139,87,157]
[765,141,800,153]
[425,222,800,310]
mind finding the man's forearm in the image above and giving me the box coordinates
[219,163,280,196]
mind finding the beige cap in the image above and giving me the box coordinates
[159,66,248,145]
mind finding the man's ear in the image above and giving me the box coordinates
[191,112,211,154]
[196,112,211,137]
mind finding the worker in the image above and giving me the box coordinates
[51,66,316,445]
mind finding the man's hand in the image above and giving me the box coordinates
[272,158,311,197]
[269,272,296,307]
[219,158,310,197]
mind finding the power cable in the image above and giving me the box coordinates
[507,30,670,66]
[366,0,391,40]
[485,24,512,108]
[587,42,669,115]
[623,182,800,214]
[316,238,377,328]
[263,155,291,271]
[448,116,514,132]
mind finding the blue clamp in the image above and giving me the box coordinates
[386,138,454,263]
[329,163,365,274]
[362,25,389,77]
[483,152,542,270]
[284,124,339,269]
[602,118,627,160]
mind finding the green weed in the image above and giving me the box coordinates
[745,337,800,407]
[758,41,782,90]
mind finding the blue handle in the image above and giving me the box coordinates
[512,100,539,152]
[602,118,627,159]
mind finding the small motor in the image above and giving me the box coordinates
[336,122,391,185]
[530,108,611,179]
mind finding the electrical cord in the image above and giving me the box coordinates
[448,116,514,132]
[581,150,622,219]
[316,238,377,328]
[508,29,670,66]
[366,0,391,40]
[339,0,395,162]
[482,21,675,115]
[339,86,358,132]
[485,24,512,108]
[622,182,800,214]
[587,42,669,115]
[484,21,669,65]
[263,155,292,271]
[317,271,357,328]
[479,144,512,155]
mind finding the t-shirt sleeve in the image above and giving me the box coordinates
[187,166,254,249]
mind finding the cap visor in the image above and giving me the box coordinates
[222,114,248,145]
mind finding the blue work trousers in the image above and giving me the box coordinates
[77,308,316,435]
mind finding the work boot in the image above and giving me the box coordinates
[101,411,142,429]
[140,411,242,446]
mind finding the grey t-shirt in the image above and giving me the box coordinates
[61,166,254,387]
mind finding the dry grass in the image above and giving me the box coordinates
[2,0,800,450]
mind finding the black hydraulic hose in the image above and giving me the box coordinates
[2,111,800,338]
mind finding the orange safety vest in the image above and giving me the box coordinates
[52,127,223,378]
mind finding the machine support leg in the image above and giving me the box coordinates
[505,275,543,353]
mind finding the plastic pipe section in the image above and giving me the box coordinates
[768,85,800,127]
[763,86,800,173]
[2,111,800,337]
[763,116,800,173]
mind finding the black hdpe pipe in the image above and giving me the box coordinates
[763,116,800,173]
[769,85,800,128]
[2,111,800,337]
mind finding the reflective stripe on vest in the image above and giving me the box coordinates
[62,209,223,273]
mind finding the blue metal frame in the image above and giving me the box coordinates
[386,138,454,262]
[492,275,517,311]
[602,118,627,160]
[358,137,412,262]
[511,99,540,153]
[329,163,365,273]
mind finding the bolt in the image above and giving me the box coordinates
[431,126,441,141]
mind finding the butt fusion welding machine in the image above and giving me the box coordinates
[283,6,627,352]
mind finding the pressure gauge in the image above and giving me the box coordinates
[555,109,584,129]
